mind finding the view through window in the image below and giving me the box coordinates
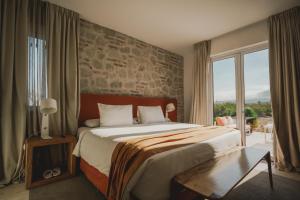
[213,57,237,127]
[212,48,273,155]
[28,37,47,106]
[244,49,273,154]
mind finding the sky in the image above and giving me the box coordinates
[213,49,270,103]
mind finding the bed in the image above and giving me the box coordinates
[73,94,241,200]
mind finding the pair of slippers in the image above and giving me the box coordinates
[42,168,61,179]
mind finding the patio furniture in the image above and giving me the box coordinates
[263,123,273,143]
[215,116,251,134]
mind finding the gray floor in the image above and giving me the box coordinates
[1,163,300,200]
[29,175,105,200]
[224,172,300,200]
[29,171,300,200]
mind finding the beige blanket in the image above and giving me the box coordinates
[107,126,235,200]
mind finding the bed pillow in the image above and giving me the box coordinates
[137,106,166,124]
[225,116,234,125]
[97,103,133,126]
[216,117,225,126]
[84,118,100,128]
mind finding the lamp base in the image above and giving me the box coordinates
[41,135,53,140]
[41,114,53,140]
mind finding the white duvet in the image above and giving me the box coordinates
[73,122,240,200]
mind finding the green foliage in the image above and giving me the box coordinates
[244,107,257,118]
[214,102,272,118]
[213,102,236,118]
[248,102,272,117]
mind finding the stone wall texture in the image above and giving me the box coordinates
[79,19,184,121]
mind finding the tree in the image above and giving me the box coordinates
[244,107,257,118]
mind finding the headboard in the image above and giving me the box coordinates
[78,93,177,126]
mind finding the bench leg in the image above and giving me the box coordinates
[170,178,182,200]
[171,179,206,200]
[265,152,274,189]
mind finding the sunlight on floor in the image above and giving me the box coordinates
[246,131,273,155]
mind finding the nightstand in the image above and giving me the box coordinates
[25,135,77,189]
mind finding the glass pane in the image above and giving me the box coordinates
[244,49,273,155]
[28,37,47,106]
[213,57,237,128]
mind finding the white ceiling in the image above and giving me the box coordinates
[48,0,300,55]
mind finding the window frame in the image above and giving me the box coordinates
[209,41,269,145]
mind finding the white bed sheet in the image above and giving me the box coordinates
[73,122,241,200]
[73,122,200,175]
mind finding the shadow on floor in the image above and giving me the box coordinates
[29,172,300,200]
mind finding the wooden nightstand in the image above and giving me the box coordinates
[25,135,77,189]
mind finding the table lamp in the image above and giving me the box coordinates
[166,103,176,119]
[40,98,57,139]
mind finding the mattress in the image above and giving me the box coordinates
[73,122,241,200]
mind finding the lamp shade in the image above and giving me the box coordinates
[40,98,57,114]
[166,103,175,113]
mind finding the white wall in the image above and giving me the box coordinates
[211,20,268,56]
[183,19,268,122]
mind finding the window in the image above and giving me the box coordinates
[27,37,47,106]
[213,57,237,120]
[211,44,273,155]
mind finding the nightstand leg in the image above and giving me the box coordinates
[25,145,33,189]
[67,140,76,176]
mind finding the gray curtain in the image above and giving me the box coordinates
[28,0,80,137]
[45,3,80,136]
[0,0,80,184]
[269,7,300,171]
[0,0,28,184]
[26,0,46,137]
[190,40,212,125]
[27,0,80,168]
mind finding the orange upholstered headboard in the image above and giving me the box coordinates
[78,93,177,126]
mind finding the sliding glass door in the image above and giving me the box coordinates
[243,49,273,154]
[213,57,237,129]
[212,45,273,154]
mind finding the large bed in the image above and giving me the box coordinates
[73,94,241,200]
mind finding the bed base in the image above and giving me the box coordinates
[80,158,197,200]
[80,159,109,197]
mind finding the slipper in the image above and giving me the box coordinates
[52,167,61,177]
[43,169,53,179]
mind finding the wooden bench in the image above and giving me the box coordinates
[171,147,273,200]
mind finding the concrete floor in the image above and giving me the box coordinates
[1,163,300,200]
[247,131,273,155]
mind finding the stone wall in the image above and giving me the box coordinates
[79,19,184,121]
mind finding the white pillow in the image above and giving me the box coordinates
[98,103,133,126]
[84,118,100,128]
[137,106,166,124]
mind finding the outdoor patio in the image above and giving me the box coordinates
[246,131,273,155]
